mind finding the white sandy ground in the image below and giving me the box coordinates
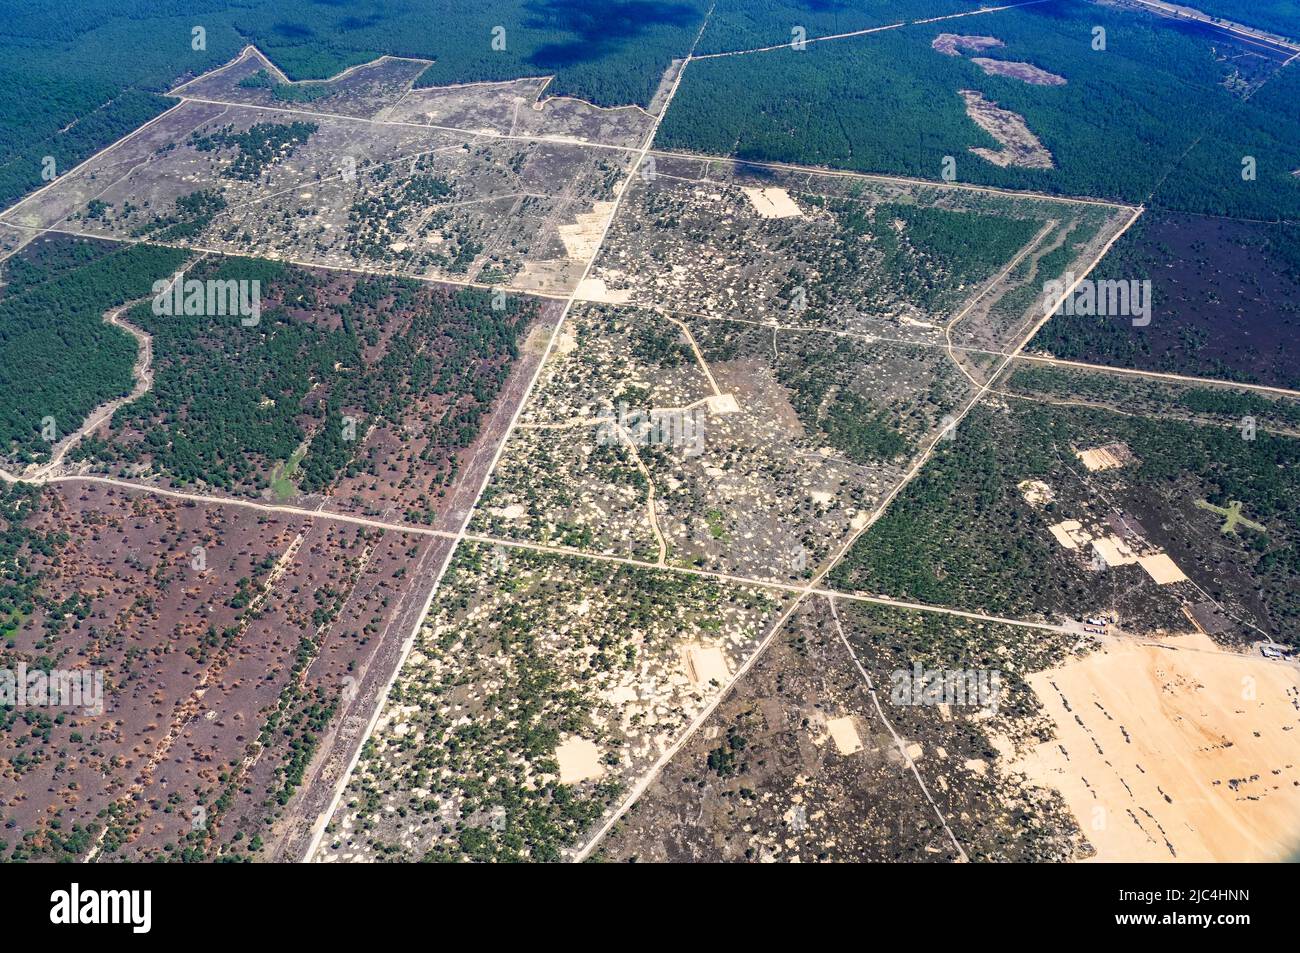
[555,737,606,784]
[706,393,740,414]
[1043,514,1187,581]
[1018,479,1055,506]
[1091,535,1138,568]
[573,277,633,304]
[1048,519,1089,550]
[740,187,803,219]
[1011,632,1300,862]
[559,202,618,258]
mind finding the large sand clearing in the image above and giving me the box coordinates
[826,716,864,755]
[1138,552,1188,585]
[555,737,606,785]
[741,187,803,219]
[681,643,729,687]
[1013,633,1300,862]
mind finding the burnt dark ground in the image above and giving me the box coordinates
[1031,212,1300,389]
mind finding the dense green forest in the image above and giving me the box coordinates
[79,259,534,501]
[864,202,1042,311]
[0,0,711,209]
[659,1,1300,217]
[0,238,188,461]
[696,0,977,55]
[1190,0,1300,39]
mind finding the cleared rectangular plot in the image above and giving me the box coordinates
[1,98,635,296]
[589,153,1129,357]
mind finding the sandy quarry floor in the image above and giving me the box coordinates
[1013,632,1300,862]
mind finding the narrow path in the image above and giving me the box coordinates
[26,266,195,480]
[828,596,970,862]
[660,312,723,397]
[1015,354,1300,400]
[995,386,1300,438]
[36,306,151,476]
[612,420,670,566]
[692,0,1057,60]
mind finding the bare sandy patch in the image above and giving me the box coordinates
[1018,479,1055,506]
[932,34,1005,56]
[681,643,730,687]
[741,187,803,219]
[706,393,740,414]
[553,329,579,356]
[1138,552,1188,585]
[1075,442,1135,471]
[826,716,864,755]
[1048,519,1091,550]
[971,58,1066,86]
[959,90,1054,170]
[573,276,632,304]
[555,737,606,785]
[513,259,582,295]
[1091,535,1138,568]
[1013,633,1300,861]
[559,201,616,259]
